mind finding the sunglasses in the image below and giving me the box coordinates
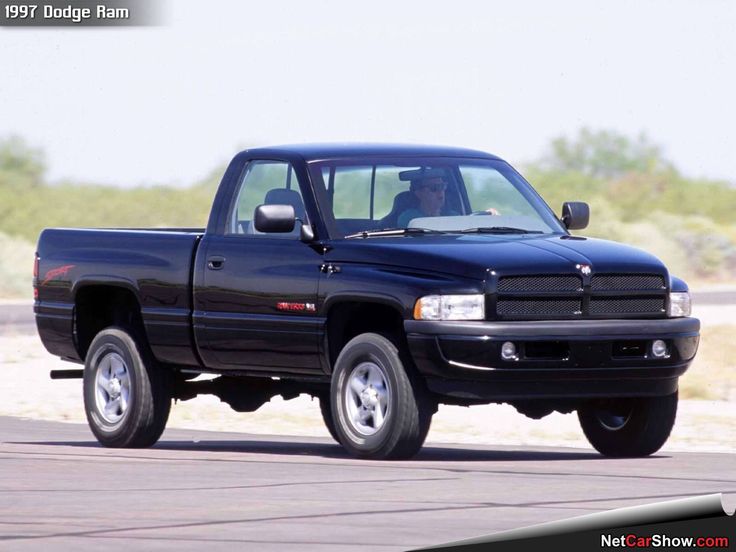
[419,182,447,193]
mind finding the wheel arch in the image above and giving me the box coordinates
[74,283,147,361]
[323,296,407,373]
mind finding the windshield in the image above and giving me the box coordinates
[308,157,566,238]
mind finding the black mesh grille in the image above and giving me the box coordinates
[497,275,582,292]
[497,299,582,316]
[493,273,667,319]
[589,298,666,315]
[591,274,665,291]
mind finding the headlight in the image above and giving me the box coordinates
[668,292,691,317]
[414,294,485,320]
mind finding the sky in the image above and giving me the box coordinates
[1,0,735,187]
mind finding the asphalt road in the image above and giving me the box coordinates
[1,417,734,551]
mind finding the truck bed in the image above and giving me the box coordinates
[35,228,204,367]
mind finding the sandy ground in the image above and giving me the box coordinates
[1,333,734,454]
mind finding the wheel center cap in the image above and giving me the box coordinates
[109,378,122,398]
[360,388,379,408]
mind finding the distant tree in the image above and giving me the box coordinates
[0,135,46,187]
[539,128,673,179]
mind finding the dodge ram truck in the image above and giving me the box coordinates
[35,144,700,459]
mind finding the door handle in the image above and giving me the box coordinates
[320,263,341,274]
[207,256,226,270]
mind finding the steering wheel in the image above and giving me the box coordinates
[470,208,500,216]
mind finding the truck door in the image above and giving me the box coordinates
[194,160,324,374]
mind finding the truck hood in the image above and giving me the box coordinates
[327,234,669,281]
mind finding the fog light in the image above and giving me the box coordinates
[651,340,668,358]
[501,341,517,361]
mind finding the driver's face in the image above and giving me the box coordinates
[416,177,446,215]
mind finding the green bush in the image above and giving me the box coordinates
[0,178,218,244]
[0,232,34,299]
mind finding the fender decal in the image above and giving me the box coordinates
[41,264,75,286]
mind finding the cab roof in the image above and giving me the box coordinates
[240,143,503,162]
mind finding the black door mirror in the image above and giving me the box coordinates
[561,202,590,230]
[254,204,296,233]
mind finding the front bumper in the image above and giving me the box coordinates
[405,317,700,401]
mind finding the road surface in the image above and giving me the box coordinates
[1,417,734,551]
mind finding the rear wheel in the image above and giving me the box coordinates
[331,333,432,460]
[578,391,678,457]
[83,327,171,448]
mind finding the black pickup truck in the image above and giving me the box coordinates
[35,144,700,459]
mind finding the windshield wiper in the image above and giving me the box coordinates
[345,227,446,239]
[459,226,544,234]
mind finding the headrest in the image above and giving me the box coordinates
[264,188,305,219]
[265,188,302,205]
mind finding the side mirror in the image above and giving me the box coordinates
[254,204,296,233]
[561,202,589,230]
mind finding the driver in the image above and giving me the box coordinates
[397,174,455,227]
[397,170,498,227]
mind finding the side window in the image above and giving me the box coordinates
[227,161,308,238]
[332,166,372,218]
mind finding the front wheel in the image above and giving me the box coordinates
[331,333,433,460]
[578,391,678,457]
[83,327,171,448]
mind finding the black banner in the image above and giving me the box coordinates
[415,495,734,551]
[0,0,162,27]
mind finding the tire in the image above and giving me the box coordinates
[318,393,340,443]
[578,391,678,457]
[331,333,433,460]
[83,327,171,448]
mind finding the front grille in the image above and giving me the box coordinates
[498,275,582,292]
[589,298,666,315]
[493,272,667,319]
[497,299,582,316]
[591,274,665,291]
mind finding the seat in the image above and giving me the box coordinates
[247,188,306,235]
[378,190,418,228]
